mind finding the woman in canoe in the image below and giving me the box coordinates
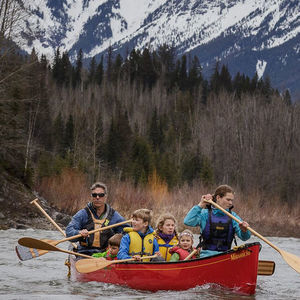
[184,184,251,258]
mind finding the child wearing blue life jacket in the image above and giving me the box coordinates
[117,208,162,261]
[92,233,122,260]
[169,229,199,261]
[155,213,179,261]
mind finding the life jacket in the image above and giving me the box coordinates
[169,246,197,260]
[201,208,235,251]
[156,234,179,261]
[124,227,155,262]
[105,250,118,261]
[80,203,115,251]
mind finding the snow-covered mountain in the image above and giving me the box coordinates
[18,0,300,98]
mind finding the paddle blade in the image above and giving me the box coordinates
[18,237,58,251]
[15,244,48,261]
[75,258,112,273]
[281,249,300,274]
[257,260,275,276]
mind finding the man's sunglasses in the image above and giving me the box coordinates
[91,193,106,198]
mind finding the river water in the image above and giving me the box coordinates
[0,229,299,300]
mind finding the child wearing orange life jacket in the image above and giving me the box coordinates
[169,229,199,261]
[155,213,179,261]
[92,233,122,260]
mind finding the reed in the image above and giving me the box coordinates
[36,169,300,237]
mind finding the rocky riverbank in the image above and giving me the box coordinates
[0,172,71,230]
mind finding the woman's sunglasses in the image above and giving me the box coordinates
[91,193,106,198]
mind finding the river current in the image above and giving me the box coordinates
[0,229,299,300]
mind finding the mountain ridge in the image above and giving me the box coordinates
[16,0,300,99]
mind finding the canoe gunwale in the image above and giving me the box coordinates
[70,241,260,265]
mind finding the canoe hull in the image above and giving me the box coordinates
[70,242,260,295]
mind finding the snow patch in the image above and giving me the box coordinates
[256,59,267,79]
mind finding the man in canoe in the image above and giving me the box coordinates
[66,182,127,255]
[184,184,251,258]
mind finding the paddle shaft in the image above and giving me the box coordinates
[111,255,157,264]
[51,246,92,259]
[205,199,281,252]
[31,198,77,248]
[53,218,133,245]
[31,198,66,236]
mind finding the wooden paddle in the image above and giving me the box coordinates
[204,199,300,274]
[18,218,132,249]
[16,198,78,261]
[18,237,93,259]
[75,255,158,273]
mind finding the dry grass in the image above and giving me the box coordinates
[36,168,300,237]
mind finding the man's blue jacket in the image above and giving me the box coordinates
[66,202,126,254]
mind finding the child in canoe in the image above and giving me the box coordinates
[155,213,179,261]
[169,229,199,261]
[117,208,162,261]
[92,233,122,260]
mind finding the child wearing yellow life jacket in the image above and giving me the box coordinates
[155,213,179,261]
[169,229,199,261]
[92,233,122,260]
[117,209,161,261]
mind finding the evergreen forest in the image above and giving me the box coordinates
[1,36,300,214]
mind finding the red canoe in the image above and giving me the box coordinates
[69,242,260,295]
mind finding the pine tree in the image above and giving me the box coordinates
[210,61,220,94]
[52,113,65,157]
[178,55,188,91]
[88,56,97,84]
[141,48,157,90]
[283,89,291,105]
[112,53,123,83]
[96,56,104,86]
[106,117,118,169]
[106,46,113,82]
[52,48,61,81]
[187,55,202,93]
[149,107,164,151]
[130,136,154,186]
[64,114,74,153]
[72,48,83,88]
[182,152,202,184]
[61,51,72,86]
[219,64,232,92]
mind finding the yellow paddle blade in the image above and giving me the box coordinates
[281,249,300,274]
